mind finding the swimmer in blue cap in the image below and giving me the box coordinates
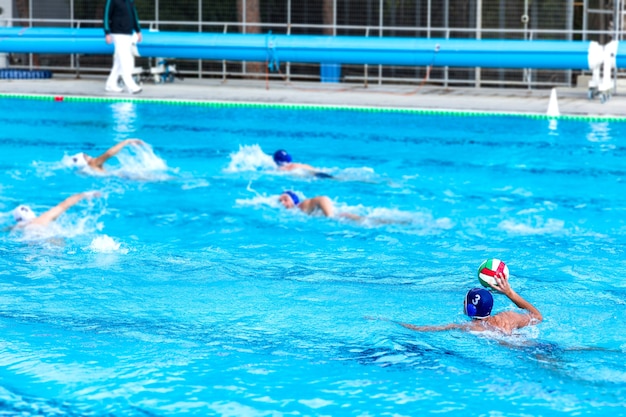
[273,149,334,179]
[279,191,301,208]
[273,150,293,167]
[11,191,101,229]
[69,139,145,173]
[392,272,542,335]
[279,191,361,220]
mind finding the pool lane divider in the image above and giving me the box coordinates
[0,92,625,122]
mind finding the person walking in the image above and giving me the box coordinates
[103,0,143,94]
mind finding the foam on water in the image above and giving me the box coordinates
[224,144,276,173]
[235,193,283,209]
[115,141,167,171]
[88,234,126,253]
[498,218,566,235]
[333,166,378,182]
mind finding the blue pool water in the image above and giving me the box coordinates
[0,97,625,416]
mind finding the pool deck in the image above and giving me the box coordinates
[1,75,625,117]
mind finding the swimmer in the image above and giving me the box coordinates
[273,149,334,179]
[279,190,361,220]
[393,273,542,335]
[12,191,101,228]
[70,138,145,173]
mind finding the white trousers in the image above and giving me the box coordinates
[106,34,140,91]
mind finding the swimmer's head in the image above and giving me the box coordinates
[12,205,36,223]
[464,288,493,319]
[70,152,89,168]
[273,150,292,166]
[279,190,300,208]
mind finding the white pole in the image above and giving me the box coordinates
[287,0,291,79]
[71,0,75,71]
[475,0,482,87]
[243,0,246,34]
[523,0,529,40]
[199,0,202,79]
[378,0,382,85]
[476,0,482,39]
[333,0,337,36]
[427,0,431,38]
[582,0,588,41]
[524,0,530,88]
[242,0,246,74]
[615,0,623,40]
[444,0,449,87]
[29,0,32,70]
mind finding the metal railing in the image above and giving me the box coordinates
[1,1,624,90]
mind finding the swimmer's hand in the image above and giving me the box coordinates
[488,272,513,296]
[83,191,102,199]
[490,272,542,322]
[126,138,145,146]
[363,315,390,322]
[338,212,363,221]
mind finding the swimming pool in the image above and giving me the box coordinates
[0,96,625,416]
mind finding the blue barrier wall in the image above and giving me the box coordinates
[0,27,603,70]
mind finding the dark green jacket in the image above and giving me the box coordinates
[103,0,141,35]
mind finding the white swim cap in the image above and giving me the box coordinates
[13,205,36,223]
[70,153,88,168]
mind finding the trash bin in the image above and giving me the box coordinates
[320,63,341,83]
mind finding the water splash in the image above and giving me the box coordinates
[235,193,282,209]
[224,144,275,173]
[114,141,170,180]
[88,235,127,254]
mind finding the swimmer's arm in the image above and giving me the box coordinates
[299,196,334,217]
[491,274,543,323]
[338,212,363,221]
[31,192,98,226]
[93,139,145,167]
[306,197,361,220]
[364,316,469,332]
[312,196,334,217]
[396,321,468,332]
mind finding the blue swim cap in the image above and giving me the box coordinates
[273,150,292,166]
[464,288,493,319]
[283,190,300,205]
